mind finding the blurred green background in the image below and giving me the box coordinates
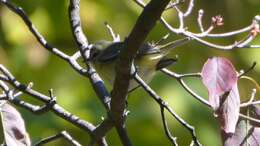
[0,0,260,145]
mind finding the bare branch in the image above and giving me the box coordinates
[161,69,211,107]
[68,0,89,53]
[5,89,56,114]
[91,119,114,145]
[0,0,87,76]
[34,131,81,146]
[183,0,194,17]
[68,1,113,145]
[68,0,111,111]
[0,65,108,145]
[165,0,185,10]
[133,0,260,50]
[197,9,204,32]
[1,0,260,145]
[160,107,178,146]
[238,61,257,78]
[134,73,202,146]
[239,113,260,124]
[240,89,257,107]
[0,0,70,60]
[160,18,259,50]
[173,6,185,30]
[104,22,120,42]
[110,0,172,145]
[0,80,9,91]
[161,68,260,125]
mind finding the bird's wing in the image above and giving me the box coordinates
[97,42,123,63]
[156,58,178,70]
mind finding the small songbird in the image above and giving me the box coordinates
[90,37,188,92]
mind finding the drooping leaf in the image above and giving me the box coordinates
[0,102,31,146]
[201,57,238,110]
[218,84,240,134]
[224,120,260,146]
[201,57,240,134]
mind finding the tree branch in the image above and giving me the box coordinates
[34,131,81,146]
[68,0,113,145]
[133,0,260,50]
[110,0,171,146]
[134,73,202,146]
[0,65,108,146]
[160,107,178,146]
[68,0,111,111]
[161,68,210,107]
[0,0,86,76]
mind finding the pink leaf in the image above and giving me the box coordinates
[201,57,240,134]
[0,102,31,146]
[201,57,238,110]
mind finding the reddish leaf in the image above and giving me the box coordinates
[0,102,31,146]
[224,120,260,146]
[201,57,238,110]
[218,84,240,134]
[201,57,240,134]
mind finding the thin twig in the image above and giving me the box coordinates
[165,0,185,10]
[134,73,202,146]
[104,22,120,42]
[0,0,87,76]
[183,0,194,17]
[0,65,108,145]
[238,62,257,78]
[133,0,260,50]
[160,106,178,146]
[197,9,204,32]
[240,113,260,124]
[161,69,211,107]
[34,131,81,146]
[160,68,260,125]
[240,89,257,107]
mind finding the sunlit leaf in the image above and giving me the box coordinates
[201,57,238,110]
[0,102,31,146]
[201,57,240,134]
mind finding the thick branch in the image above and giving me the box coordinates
[110,1,171,146]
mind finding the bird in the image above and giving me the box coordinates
[89,37,189,92]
